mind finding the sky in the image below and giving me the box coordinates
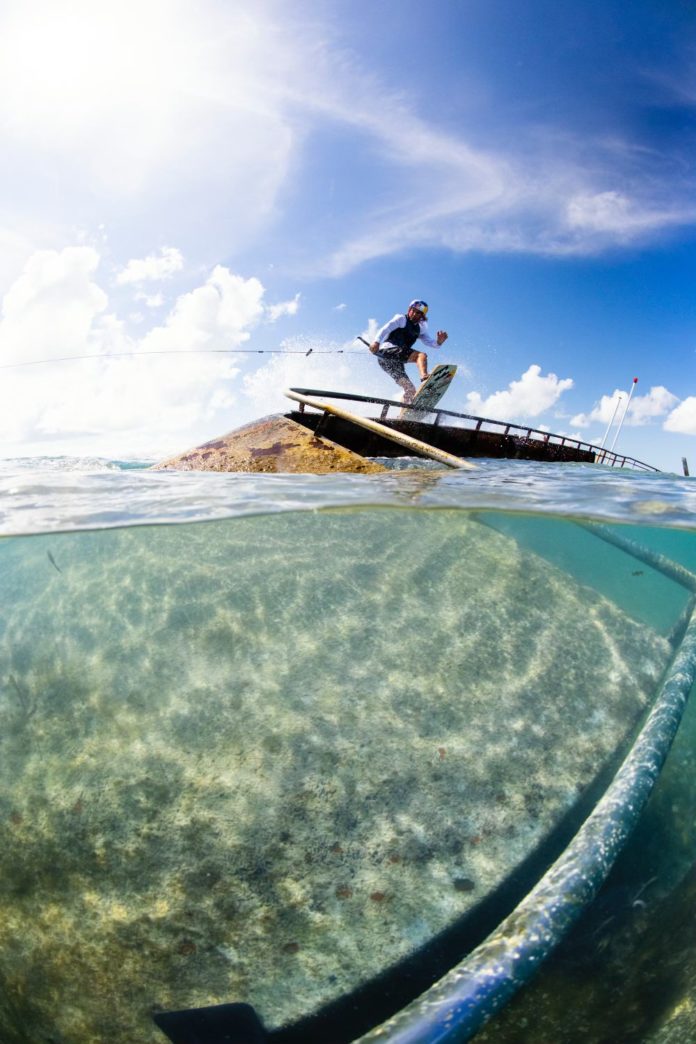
[0,0,694,472]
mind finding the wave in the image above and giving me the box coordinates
[0,457,694,536]
[0,455,153,475]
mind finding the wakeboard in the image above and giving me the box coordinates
[399,363,457,418]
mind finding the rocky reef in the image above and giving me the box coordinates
[152,415,386,474]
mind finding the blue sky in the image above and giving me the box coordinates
[0,0,694,471]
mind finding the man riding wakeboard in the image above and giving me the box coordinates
[369,300,448,403]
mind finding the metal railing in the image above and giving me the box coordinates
[287,388,659,472]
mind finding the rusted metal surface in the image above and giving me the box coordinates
[152,391,658,475]
[285,388,659,471]
[285,389,475,469]
[288,410,597,464]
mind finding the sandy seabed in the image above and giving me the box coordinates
[0,508,672,1043]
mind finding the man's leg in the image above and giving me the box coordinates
[397,374,417,403]
[377,355,415,401]
[408,350,428,381]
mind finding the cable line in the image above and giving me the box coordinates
[0,346,364,370]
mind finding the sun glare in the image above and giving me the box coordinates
[0,0,193,139]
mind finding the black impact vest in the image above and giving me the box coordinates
[383,315,421,357]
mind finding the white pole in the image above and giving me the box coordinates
[609,377,639,453]
[599,393,623,449]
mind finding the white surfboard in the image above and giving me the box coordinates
[285,389,476,470]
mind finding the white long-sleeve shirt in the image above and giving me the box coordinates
[375,313,440,350]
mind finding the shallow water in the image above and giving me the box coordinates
[0,457,694,1043]
[0,455,695,534]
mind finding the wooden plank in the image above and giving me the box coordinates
[284,390,476,470]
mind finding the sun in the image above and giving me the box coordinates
[0,0,192,141]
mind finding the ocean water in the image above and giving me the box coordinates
[0,455,695,1044]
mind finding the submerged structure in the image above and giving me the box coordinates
[154,388,659,475]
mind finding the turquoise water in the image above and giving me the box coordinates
[0,457,694,1043]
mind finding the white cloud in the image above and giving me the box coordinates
[0,0,691,288]
[135,292,165,309]
[0,248,268,456]
[628,385,679,424]
[116,247,183,285]
[566,190,691,238]
[242,337,375,418]
[266,293,301,322]
[465,365,573,421]
[308,73,696,273]
[664,398,696,435]
[572,385,678,428]
[139,265,265,353]
[335,303,347,311]
[0,246,107,365]
[571,391,625,428]
[0,222,39,292]
[567,191,631,231]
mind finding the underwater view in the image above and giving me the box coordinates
[0,458,695,1044]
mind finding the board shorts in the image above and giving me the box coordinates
[376,342,412,380]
